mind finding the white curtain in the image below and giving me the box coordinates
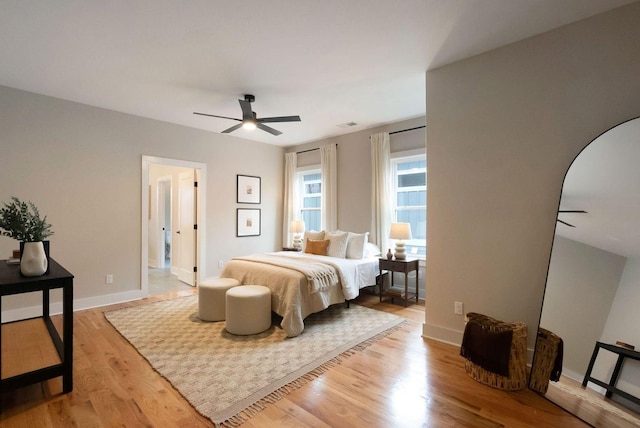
[283,152,298,246]
[320,144,338,231]
[370,132,392,253]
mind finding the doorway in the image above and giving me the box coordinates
[141,156,207,296]
[157,176,172,269]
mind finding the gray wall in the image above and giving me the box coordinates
[424,2,640,348]
[0,85,283,314]
[540,236,626,378]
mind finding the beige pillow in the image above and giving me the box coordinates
[325,231,349,258]
[304,239,330,256]
[302,230,325,251]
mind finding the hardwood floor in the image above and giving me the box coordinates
[2,289,590,427]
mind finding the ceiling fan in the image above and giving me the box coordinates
[194,94,301,136]
[557,210,587,227]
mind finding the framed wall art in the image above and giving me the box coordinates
[237,208,261,237]
[237,174,261,204]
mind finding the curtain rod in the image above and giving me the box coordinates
[295,143,338,155]
[390,125,425,135]
[368,125,426,139]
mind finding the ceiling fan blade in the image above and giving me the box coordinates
[557,219,575,227]
[239,99,254,121]
[194,112,241,122]
[257,122,282,136]
[558,210,587,213]
[221,123,244,134]
[258,115,301,123]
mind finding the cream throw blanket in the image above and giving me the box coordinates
[234,253,338,293]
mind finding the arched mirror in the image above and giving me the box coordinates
[531,117,640,426]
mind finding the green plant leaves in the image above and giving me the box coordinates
[0,196,54,242]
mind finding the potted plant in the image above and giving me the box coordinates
[0,197,54,276]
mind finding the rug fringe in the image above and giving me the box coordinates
[216,319,408,427]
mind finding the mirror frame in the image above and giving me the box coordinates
[530,116,640,421]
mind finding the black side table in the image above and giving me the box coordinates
[582,341,640,406]
[0,258,74,395]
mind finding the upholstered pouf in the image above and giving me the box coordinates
[225,285,272,335]
[198,278,240,321]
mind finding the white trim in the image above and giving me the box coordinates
[141,155,207,296]
[422,323,536,364]
[422,323,463,346]
[1,290,146,323]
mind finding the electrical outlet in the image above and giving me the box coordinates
[106,274,114,284]
[218,260,224,268]
[454,301,463,315]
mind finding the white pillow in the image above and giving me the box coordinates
[302,230,325,251]
[346,232,369,259]
[325,231,349,258]
[364,242,381,258]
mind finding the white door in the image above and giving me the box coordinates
[177,170,196,285]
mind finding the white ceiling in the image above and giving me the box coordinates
[1,0,635,146]
[557,118,640,258]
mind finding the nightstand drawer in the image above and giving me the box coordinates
[379,258,418,273]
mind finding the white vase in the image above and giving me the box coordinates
[20,241,48,277]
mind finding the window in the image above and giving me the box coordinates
[297,168,322,232]
[391,152,426,257]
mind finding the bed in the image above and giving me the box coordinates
[220,233,380,337]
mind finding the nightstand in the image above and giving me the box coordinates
[378,257,419,306]
[282,247,302,252]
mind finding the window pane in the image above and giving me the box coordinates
[305,182,321,194]
[303,197,321,208]
[397,190,426,206]
[303,173,321,182]
[398,172,425,188]
[397,160,426,171]
[392,155,426,257]
[302,210,321,231]
[297,169,323,231]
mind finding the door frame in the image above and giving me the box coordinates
[141,155,207,296]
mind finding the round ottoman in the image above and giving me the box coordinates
[198,278,240,321]
[225,285,272,335]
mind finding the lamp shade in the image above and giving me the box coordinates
[389,222,412,240]
[289,220,305,234]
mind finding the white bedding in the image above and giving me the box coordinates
[219,251,379,337]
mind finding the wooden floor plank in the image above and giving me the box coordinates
[0,289,607,427]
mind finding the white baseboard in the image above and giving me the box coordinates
[423,322,535,364]
[1,289,147,323]
[422,322,463,346]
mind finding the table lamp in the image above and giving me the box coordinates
[389,222,412,260]
[289,220,305,249]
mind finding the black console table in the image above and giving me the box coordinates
[0,258,74,396]
[582,341,640,406]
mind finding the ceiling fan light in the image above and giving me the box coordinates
[242,120,256,130]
